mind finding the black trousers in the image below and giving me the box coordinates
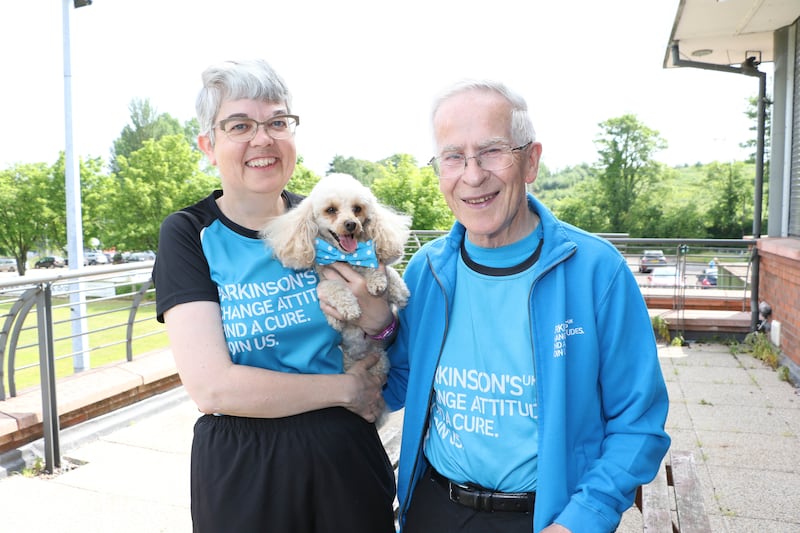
[403,467,534,533]
[190,408,395,533]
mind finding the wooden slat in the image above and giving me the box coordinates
[640,458,673,532]
[670,450,712,533]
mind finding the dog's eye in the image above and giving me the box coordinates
[352,205,362,214]
[325,206,337,215]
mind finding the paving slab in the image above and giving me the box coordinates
[0,343,798,532]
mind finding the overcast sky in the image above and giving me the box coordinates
[0,0,767,176]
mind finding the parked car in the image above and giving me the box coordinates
[647,266,685,287]
[126,251,156,262]
[0,258,16,272]
[34,256,65,269]
[639,250,668,273]
[65,255,88,267]
[86,250,109,265]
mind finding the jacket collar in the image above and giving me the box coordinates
[444,194,577,269]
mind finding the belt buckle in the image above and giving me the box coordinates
[448,480,468,503]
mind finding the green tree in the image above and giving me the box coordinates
[50,153,113,252]
[79,157,116,250]
[660,203,707,238]
[183,117,201,152]
[626,194,707,239]
[328,155,383,185]
[286,157,321,196]
[0,163,62,275]
[706,162,749,238]
[110,98,186,173]
[532,162,595,204]
[370,154,453,230]
[594,114,666,232]
[740,95,771,166]
[107,135,217,251]
[552,178,608,233]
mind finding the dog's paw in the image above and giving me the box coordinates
[318,279,361,321]
[387,282,410,309]
[363,269,388,296]
[385,268,410,308]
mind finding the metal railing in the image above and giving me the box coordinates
[607,237,755,314]
[399,233,757,326]
[0,261,162,471]
[3,235,753,402]
[0,262,161,400]
[0,234,758,473]
[401,233,754,297]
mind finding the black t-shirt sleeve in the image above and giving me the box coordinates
[153,209,219,323]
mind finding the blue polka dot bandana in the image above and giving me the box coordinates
[314,238,379,268]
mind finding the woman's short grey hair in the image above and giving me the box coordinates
[430,79,536,148]
[196,59,292,145]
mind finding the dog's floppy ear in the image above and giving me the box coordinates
[367,204,412,265]
[260,199,318,269]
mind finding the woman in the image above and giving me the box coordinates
[153,59,396,533]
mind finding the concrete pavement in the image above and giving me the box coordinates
[619,342,800,532]
[0,343,798,532]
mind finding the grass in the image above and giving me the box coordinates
[2,295,168,395]
[651,315,671,344]
[743,331,780,369]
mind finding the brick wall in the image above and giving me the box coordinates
[758,238,800,369]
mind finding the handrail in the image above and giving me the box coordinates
[0,236,757,473]
[1,262,160,400]
[0,261,153,290]
[3,288,39,398]
[126,278,154,362]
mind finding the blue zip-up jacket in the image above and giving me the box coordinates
[385,194,670,532]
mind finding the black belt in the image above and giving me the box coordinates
[429,467,535,513]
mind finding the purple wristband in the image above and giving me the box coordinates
[367,315,398,341]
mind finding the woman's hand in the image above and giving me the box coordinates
[318,263,394,336]
[342,353,386,422]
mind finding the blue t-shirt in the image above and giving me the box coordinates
[424,227,542,492]
[154,190,343,375]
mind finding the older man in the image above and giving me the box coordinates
[384,80,670,533]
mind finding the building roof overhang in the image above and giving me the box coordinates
[664,0,800,69]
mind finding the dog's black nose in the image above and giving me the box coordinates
[345,220,357,233]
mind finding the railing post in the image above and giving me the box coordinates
[126,278,153,362]
[37,284,61,473]
[675,244,689,341]
[4,288,50,399]
[750,247,760,330]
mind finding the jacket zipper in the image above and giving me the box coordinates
[399,254,449,521]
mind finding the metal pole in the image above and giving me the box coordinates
[63,0,90,371]
[670,45,767,331]
[746,58,766,330]
[37,285,60,473]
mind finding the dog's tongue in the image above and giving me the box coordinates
[339,234,358,254]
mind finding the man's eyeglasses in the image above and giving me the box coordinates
[215,114,300,142]
[429,142,532,179]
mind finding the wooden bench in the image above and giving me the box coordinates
[636,449,712,532]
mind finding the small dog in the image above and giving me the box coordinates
[261,173,411,380]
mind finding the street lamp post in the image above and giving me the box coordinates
[63,0,90,372]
